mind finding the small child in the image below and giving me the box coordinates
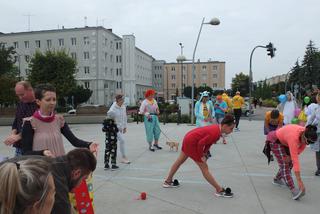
[102,118,119,170]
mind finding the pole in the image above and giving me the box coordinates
[165,67,169,102]
[249,45,266,121]
[191,17,205,125]
[179,43,184,97]
[284,70,291,93]
[18,54,21,80]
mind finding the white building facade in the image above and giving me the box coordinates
[0,27,155,106]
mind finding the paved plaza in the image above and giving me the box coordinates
[0,120,319,214]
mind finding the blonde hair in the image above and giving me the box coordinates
[0,159,52,214]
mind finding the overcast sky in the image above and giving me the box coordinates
[1,0,319,88]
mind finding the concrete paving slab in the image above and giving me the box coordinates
[0,120,319,214]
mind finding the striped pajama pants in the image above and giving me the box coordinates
[270,140,295,190]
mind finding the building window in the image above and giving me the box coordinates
[84,81,90,89]
[25,55,30,62]
[116,42,122,49]
[58,39,64,46]
[171,67,175,71]
[110,41,113,49]
[104,82,108,88]
[119,68,122,76]
[71,37,76,45]
[202,65,206,70]
[116,55,122,63]
[213,74,218,78]
[116,69,119,76]
[155,74,157,78]
[24,41,29,48]
[25,69,30,76]
[84,66,90,74]
[213,65,218,70]
[171,83,176,88]
[104,38,108,46]
[35,40,41,48]
[213,83,218,88]
[71,52,77,60]
[47,40,52,48]
[104,52,108,60]
[171,75,175,80]
[119,82,122,89]
[13,42,18,48]
[84,37,89,45]
[84,52,90,60]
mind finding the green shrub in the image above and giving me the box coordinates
[262,99,278,107]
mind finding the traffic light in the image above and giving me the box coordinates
[266,42,276,58]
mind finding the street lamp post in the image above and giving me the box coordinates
[179,43,184,97]
[191,17,220,125]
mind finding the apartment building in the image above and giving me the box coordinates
[0,26,155,106]
[163,61,225,100]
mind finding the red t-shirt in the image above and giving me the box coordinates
[182,124,221,162]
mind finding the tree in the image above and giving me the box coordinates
[0,43,17,76]
[0,43,18,106]
[301,40,320,87]
[28,50,77,105]
[183,86,198,99]
[0,75,18,106]
[288,40,320,90]
[67,85,92,107]
[231,72,249,96]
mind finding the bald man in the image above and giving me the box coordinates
[3,81,38,156]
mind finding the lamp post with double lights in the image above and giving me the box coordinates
[190,17,220,125]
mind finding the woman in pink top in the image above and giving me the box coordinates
[163,114,235,198]
[266,124,317,200]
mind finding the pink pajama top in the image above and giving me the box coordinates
[276,124,306,172]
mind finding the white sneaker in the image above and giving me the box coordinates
[292,189,305,200]
[121,158,131,164]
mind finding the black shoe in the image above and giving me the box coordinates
[149,146,155,152]
[111,165,119,171]
[104,163,110,170]
[315,170,320,176]
[154,144,162,150]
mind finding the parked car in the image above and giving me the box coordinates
[67,108,76,115]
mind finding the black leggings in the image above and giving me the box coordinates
[233,109,242,128]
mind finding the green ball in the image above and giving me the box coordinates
[304,96,311,104]
[291,117,299,124]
